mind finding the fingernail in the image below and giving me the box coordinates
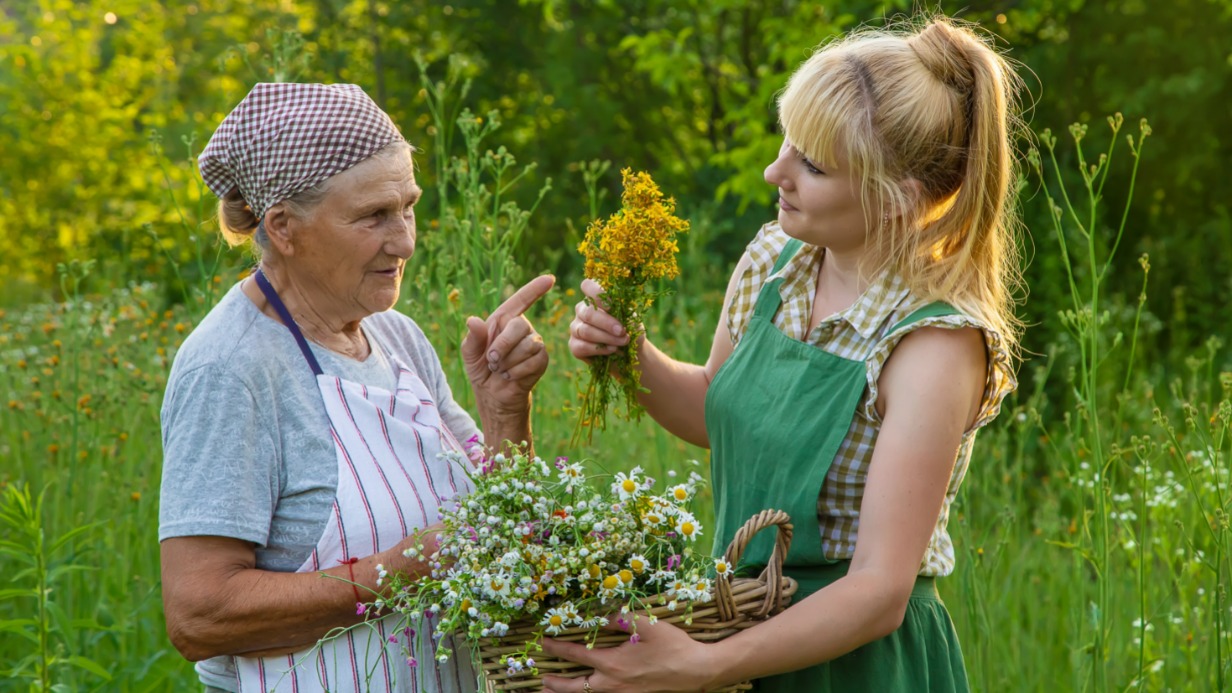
[488,350,499,362]
[501,371,511,381]
[488,362,498,372]
[614,325,624,336]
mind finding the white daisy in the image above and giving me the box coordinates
[667,483,693,503]
[611,468,645,501]
[674,513,702,541]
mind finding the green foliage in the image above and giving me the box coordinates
[0,483,110,689]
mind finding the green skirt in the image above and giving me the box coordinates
[752,562,969,693]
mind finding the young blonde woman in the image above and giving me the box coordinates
[543,16,1023,693]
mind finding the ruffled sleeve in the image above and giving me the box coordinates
[860,310,1018,430]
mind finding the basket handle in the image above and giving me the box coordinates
[715,509,793,621]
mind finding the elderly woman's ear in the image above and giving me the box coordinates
[261,205,296,257]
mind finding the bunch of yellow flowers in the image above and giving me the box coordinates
[575,168,689,443]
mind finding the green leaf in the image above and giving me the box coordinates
[0,587,38,600]
[0,540,36,564]
[47,564,96,582]
[63,655,113,681]
[0,619,40,643]
[49,522,102,554]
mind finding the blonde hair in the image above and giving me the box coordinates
[778,16,1025,358]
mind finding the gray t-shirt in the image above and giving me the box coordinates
[159,283,479,690]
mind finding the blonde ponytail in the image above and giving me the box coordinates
[778,16,1025,360]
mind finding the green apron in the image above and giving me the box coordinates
[704,238,969,692]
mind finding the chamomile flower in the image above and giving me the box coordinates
[611,467,646,501]
[541,606,571,635]
[674,513,702,541]
[557,461,585,488]
[483,572,512,599]
[628,554,648,574]
[667,483,693,503]
[714,558,732,580]
[641,498,676,527]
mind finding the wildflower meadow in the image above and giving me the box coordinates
[1,2,1230,691]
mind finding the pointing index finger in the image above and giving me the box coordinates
[490,274,556,325]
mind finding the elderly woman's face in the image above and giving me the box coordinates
[288,149,420,321]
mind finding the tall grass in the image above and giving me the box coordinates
[0,93,1227,691]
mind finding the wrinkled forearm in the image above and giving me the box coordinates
[163,541,430,662]
[476,394,535,457]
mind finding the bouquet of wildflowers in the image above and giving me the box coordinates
[374,445,718,683]
[574,168,689,443]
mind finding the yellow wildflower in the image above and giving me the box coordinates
[574,169,688,443]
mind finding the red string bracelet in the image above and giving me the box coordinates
[338,557,362,609]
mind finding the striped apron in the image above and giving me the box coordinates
[235,269,479,692]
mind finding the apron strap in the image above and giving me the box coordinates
[253,268,325,376]
[888,301,959,333]
[751,237,806,319]
[771,237,804,274]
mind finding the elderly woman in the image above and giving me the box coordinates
[158,83,551,693]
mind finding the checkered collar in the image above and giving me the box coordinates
[769,244,911,341]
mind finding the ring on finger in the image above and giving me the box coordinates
[582,676,594,693]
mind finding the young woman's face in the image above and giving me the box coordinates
[763,139,870,253]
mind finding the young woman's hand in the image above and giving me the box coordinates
[540,617,719,693]
[568,279,633,363]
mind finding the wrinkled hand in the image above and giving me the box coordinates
[540,617,713,693]
[567,278,632,363]
[462,275,555,415]
[383,522,449,582]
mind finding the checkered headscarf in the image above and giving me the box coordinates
[199,83,404,219]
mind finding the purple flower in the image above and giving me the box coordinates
[616,617,629,630]
[666,554,682,570]
[630,633,641,644]
[356,603,367,616]
[555,456,568,469]
[404,627,416,637]
[407,656,418,668]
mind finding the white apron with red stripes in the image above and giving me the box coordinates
[237,271,478,693]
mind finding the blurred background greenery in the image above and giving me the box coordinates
[3,0,1230,358]
[1,0,1230,690]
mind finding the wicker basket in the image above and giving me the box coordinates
[478,509,797,692]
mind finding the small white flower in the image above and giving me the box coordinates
[628,554,648,574]
[558,461,585,487]
[674,513,702,541]
[612,467,645,501]
[541,606,571,635]
[667,484,692,503]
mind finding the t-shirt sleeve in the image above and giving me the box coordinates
[158,363,280,545]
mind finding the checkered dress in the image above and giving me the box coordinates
[726,223,1017,576]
